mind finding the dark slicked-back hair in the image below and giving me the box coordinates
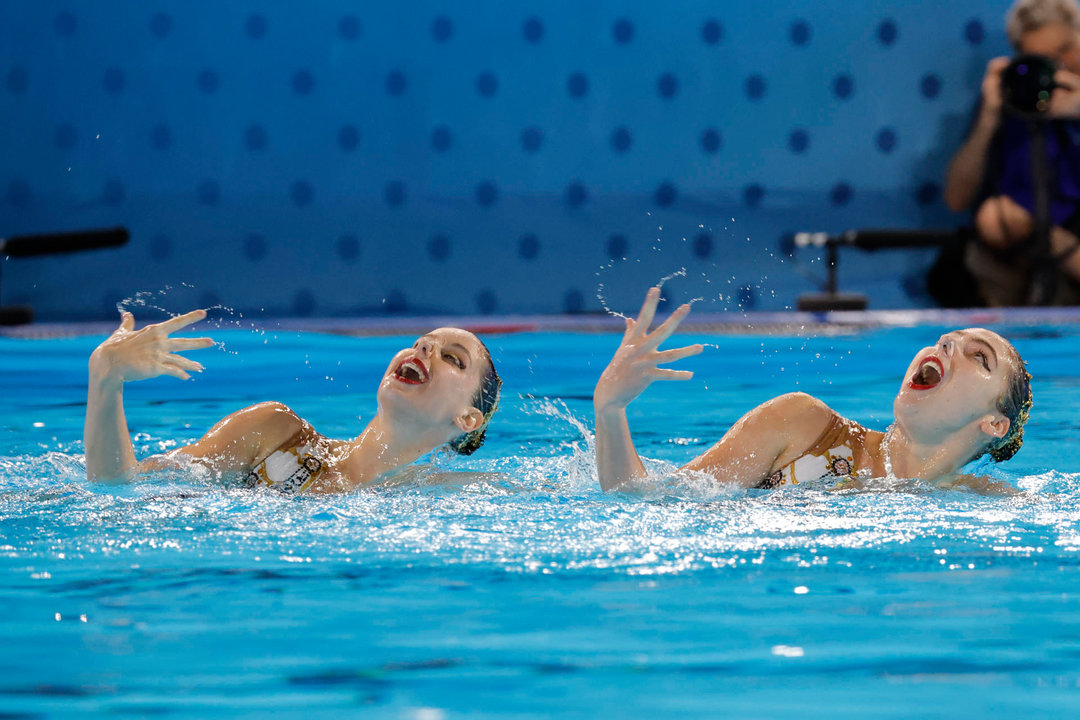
[987,343,1033,462]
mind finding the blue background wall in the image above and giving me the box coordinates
[0,1,1011,320]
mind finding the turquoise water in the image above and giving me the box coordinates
[2,324,1080,718]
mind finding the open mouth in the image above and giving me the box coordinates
[393,357,429,385]
[909,356,944,390]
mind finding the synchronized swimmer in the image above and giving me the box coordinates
[82,289,1033,495]
[84,310,501,493]
[593,287,1033,493]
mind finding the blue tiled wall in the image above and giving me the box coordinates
[1,1,1010,319]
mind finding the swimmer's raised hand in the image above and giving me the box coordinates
[594,287,703,413]
[89,310,215,386]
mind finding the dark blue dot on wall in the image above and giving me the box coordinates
[832,73,854,99]
[788,128,810,154]
[431,15,453,42]
[384,181,406,207]
[149,12,172,38]
[292,70,314,95]
[149,234,171,261]
[521,127,543,152]
[338,125,359,151]
[384,289,407,313]
[738,284,757,309]
[702,19,723,45]
[430,125,452,152]
[244,123,267,150]
[523,16,544,43]
[102,178,125,206]
[610,127,632,153]
[245,13,267,39]
[565,182,588,208]
[607,233,628,259]
[338,15,360,40]
[337,234,359,261]
[102,67,125,95]
[476,290,497,314]
[921,73,941,99]
[428,234,450,261]
[964,18,985,45]
[657,73,678,99]
[244,233,267,261]
[654,182,677,207]
[293,290,316,317]
[693,232,713,258]
[877,19,898,46]
[54,11,76,36]
[6,179,30,206]
[197,180,220,205]
[291,180,313,207]
[476,72,498,98]
[54,123,76,150]
[151,123,172,149]
[829,182,853,206]
[564,288,585,314]
[518,233,540,259]
[743,183,765,208]
[916,181,940,205]
[745,74,767,100]
[567,72,589,98]
[613,18,635,44]
[790,19,811,45]
[701,128,722,154]
[876,127,898,153]
[6,66,28,94]
[385,70,407,96]
[197,68,219,94]
[475,181,498,207]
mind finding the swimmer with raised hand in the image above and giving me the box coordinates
[593,288,1032,493]
[85,310,501,493]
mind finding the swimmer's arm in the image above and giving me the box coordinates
[137,402,306,476]
[85,311,213,482]
[593,287,702,492]
[681,393,833,488]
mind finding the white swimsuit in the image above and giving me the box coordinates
[243,440,325,494]
[757,415,864,489]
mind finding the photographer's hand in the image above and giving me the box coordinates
[979,56,1010,121]
[1050,69,1080,118]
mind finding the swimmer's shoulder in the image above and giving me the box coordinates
[197,401,321,466]
[762,392,849,463]
[763,392,837,433]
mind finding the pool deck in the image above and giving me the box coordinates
[4,306,1080,338]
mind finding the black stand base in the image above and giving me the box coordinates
[797,292,868,312]
[0,306,34,325]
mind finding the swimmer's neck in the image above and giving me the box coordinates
[340,412,447,486]
[873,422,981,480]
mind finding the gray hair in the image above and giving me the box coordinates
[1007,0,1080,49]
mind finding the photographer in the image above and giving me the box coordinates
[945,0,1080,305]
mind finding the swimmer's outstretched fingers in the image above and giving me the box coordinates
[93,309,215,383]
[596,287,703,412]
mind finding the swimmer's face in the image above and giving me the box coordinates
[378,328,489,438]
[1020,21,1080,75]
[894,328,1017,444]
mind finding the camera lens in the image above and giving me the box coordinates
[1001,54,1058,115]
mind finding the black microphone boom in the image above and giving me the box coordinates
[0,227,130,258]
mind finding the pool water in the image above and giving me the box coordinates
[2,322,1080,718]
